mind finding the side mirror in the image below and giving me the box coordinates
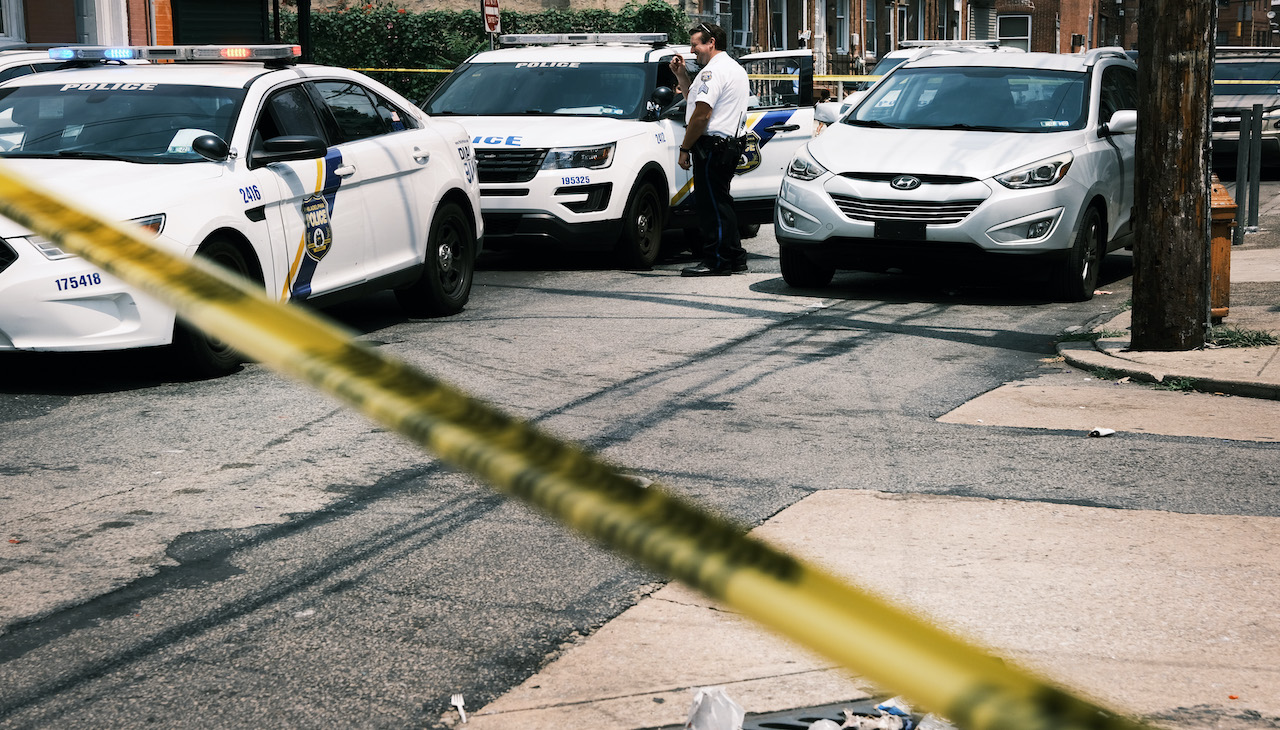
[814,101,844,125]
[192,134,230,162]
[1101,109,1137,136]
[660,98,686,122]
[251,135,328,166]
[651,86,675,108]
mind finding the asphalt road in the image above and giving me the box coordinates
[1,220,1277,728]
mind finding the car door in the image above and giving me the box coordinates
[309,79,430,281]
[249,83,369,302]
[733,52,817,221]
[653,54,697,215]
[1096,63,1137,242]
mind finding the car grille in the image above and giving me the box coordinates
[0,238,16,275]
[476,148,548,183]
[839,172,978,185]
[829,193,983,224]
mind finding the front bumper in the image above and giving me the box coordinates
[774,173,1081,268]
[0,236,174,352]
[477,155,628,246]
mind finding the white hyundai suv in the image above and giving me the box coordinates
[778,47,1137,301]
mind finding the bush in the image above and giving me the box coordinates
[282,0,689,102]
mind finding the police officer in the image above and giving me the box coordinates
[670,22,750,276]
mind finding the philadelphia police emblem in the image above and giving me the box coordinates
[735,131,762,175]
[301,194,332,261]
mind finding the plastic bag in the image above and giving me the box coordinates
[685,686,745,730]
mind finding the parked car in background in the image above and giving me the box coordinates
[777,47,1137,301]
[420,34,815,267]
[0,44,482,376]
[836,40,1024,113]
[1211,47,1280,163]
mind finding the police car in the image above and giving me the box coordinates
[0,44,482,375]
[421,34,814,267]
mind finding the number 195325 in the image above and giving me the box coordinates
[55,273,102,291]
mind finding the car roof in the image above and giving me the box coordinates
[0,60,345,89]
[904,48,1131,73]
[0,49,59,65]
[470,43,685,64]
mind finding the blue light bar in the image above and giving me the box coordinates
[47,45,300,63]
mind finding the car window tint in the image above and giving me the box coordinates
[852,67,1086,132]
[423,62,651,118]
[368,88,418,132]
[312,81,387,141]
[257,85,326,143]
[1099,65,1137,123]
[0,65,33,83]
[0,83,244,160]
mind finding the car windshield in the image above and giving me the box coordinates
[0,83,244,163]
[847,66,1088,132]
[423,62,651,118]
[1213,59,1280,96]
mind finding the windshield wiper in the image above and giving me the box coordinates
[55,149,139,161]
[923,123,1009,132]
[846,118,899,128]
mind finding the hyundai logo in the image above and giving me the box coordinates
[890,175,921,190]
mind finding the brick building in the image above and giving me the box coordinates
[0,1,280,47]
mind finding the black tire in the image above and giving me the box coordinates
[1057,206,1103,302]
[173,238,252,377]
[615,181,663,268]
[779,245,835,288]
[396,201,474,317]
[738,222,761,239]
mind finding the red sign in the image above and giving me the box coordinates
[483,0,500,34]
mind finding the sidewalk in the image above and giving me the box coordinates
[447,208,1280,730]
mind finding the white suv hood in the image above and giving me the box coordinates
[450,115,641,148]
[811,123,1084,180]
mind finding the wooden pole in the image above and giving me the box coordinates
[1130,0,1213,351]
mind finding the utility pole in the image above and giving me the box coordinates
[1130,0,1213,351]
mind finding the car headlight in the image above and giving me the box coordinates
[786,146,828,181]
[26,213,165,260]
[995,152,1073,189]
[541,143,615,170]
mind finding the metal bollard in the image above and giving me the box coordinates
[1210,173,1236,322]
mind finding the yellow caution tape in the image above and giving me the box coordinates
[0,164,1154,730]
[350,67,453,74]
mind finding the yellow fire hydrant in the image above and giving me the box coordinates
[1210,174,1236,322]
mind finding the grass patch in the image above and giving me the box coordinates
[1155,376,1197,392]
[1058,328,1127,343]
[1088,366,1125,380]
[1208,325,1279,348]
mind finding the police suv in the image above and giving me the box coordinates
[0,44,482,375]
[421,33,815,267]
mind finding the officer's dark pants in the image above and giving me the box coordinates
[692,136,747,269]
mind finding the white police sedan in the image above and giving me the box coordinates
[0,45,482,375]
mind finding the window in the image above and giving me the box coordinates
[836,0,850,53]
[1098,65,1137,123]
[770,0,786,49]
[254,85,327,156]
[731,0,749,48]
[865,11,877,58]
[997,14,1031,51]
[312,81,387,142]
[0,0,23,44]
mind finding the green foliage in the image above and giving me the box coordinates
[281,0,689,102]
[1058,328,1127,343]
[1208,325,1279,348]
[1154,376,1197,392]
